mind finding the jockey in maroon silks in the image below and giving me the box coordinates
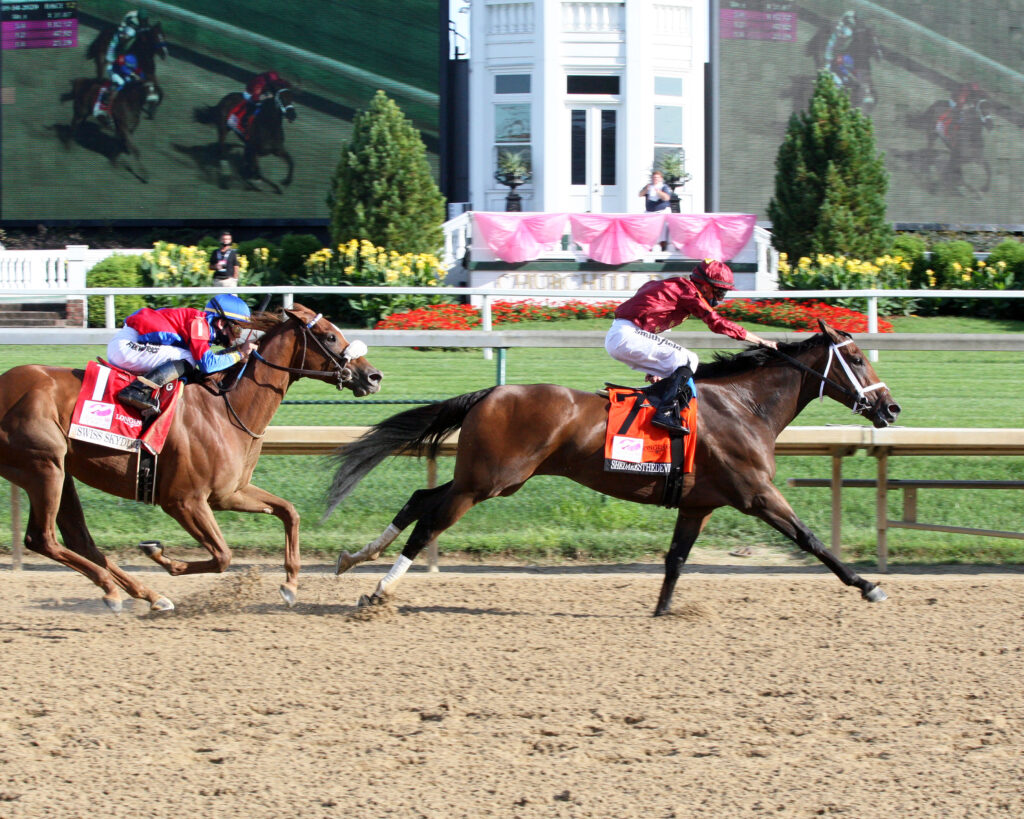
[605,260,778,434]
[228,70,289,136]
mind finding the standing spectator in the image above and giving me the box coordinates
[640,171,672,213]
[209,230,240,288]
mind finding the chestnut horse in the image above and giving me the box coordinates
[328,321,901,615]
[0,305,380,613]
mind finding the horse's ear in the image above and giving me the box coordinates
[818,319,841,340]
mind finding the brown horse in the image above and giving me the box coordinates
[328,321,900,615]
[0,305,381,613]
[62,77,159,181]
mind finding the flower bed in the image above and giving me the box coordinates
[719,299,892,333]
[374,300,621,330]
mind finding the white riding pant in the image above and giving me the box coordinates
[106,326,196,375]
[604,319,699,379]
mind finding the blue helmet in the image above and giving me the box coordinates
[205,293,251,323]
[121,54,138,71]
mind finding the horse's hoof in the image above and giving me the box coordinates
[279,584,297,608]
[357,593,385,608]
[103,596,123,614]
[150,596,175,613]
[335,552,356,575]
[862,585,888,603]
[138,540,162,558]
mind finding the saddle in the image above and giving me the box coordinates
[227,100,255,139]
[602,383,698,507]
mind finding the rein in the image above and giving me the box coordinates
[769,340,886,414]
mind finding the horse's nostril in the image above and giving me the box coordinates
[889,404,901,416]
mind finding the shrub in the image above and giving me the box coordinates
[719,299,892,333]
[300,238,449,327]
[328,91,445,255]
[86,255,146,328]
[892,234,930,287]
[986,239,1024,281]
[278,233,323,281]
[767,72,892,260]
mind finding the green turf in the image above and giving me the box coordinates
[1,315,1022,566]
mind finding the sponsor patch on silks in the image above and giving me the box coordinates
[69,361,183,454]
[603,386,698,475]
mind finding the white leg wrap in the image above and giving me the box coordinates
[351,523,401,564]
[374,554,413,596]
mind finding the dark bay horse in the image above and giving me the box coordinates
[62,77,158,181]
[194,86,296,192]
[0,305,381,613]
[328,321,900,615]
[925,95,995,194]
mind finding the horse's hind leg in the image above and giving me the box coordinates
[335,482,452,575]
[654,511,711,617]
[275,147,294,186]
[55,474,173,612]
[19,469,126,612]
[358,483,483,605]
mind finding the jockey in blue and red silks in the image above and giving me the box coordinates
[605,260,778,435]
[107,294,256,416]
[227,70,290,137]
[94,10,147,120]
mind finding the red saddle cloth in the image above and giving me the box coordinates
[226,100,252,139]
[69,361,183,455]
[604,386,698,475]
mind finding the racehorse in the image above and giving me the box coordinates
[86,19,168,117]
[925,95,994,194]
[194,85,296,193]
[62,76,159,181]
[0,305,381,613]
[328,321,901,616]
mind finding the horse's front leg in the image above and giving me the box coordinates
[747,485,887,602]
[147,496,233,577]
[274,147,294,186]
[654,511,711,617]
[217,484,300,606]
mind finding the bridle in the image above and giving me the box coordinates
[274,87,295,118]
[769,339,887,415]
[222,312,369,438]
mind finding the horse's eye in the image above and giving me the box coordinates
[326,334,336,344]
[851,356,863,366]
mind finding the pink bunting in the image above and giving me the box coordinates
[568,213,667,265]
[665,213,757,261]
[472,212,570,263]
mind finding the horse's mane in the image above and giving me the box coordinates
[694,331,847,380]
[242,311,285,335]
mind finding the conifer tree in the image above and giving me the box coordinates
[328,91,445,254]
[767,72,892,260]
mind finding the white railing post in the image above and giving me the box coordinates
[283,293,294,309]
[867,296,879,362]
[481,294,493,361]
[65,245,89,328]
[105,294,116,329]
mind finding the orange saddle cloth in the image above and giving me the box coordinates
[69,360,183,455]
[604,386,697,475]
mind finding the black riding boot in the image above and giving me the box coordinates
[117,360,192,417]
[646,365,694,435]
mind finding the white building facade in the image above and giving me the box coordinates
[468,0,708,214]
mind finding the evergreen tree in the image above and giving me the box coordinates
[328,91,445,254]
[767,72,892,260]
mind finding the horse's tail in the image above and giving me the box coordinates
[323,387,496,517]
[193,105,218,125]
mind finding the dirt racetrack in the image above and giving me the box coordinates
[0,556,1022,818]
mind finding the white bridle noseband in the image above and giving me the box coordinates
[819,340,887,414]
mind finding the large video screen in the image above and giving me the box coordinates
[720,0,1024,225]
[0,0,440,223]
